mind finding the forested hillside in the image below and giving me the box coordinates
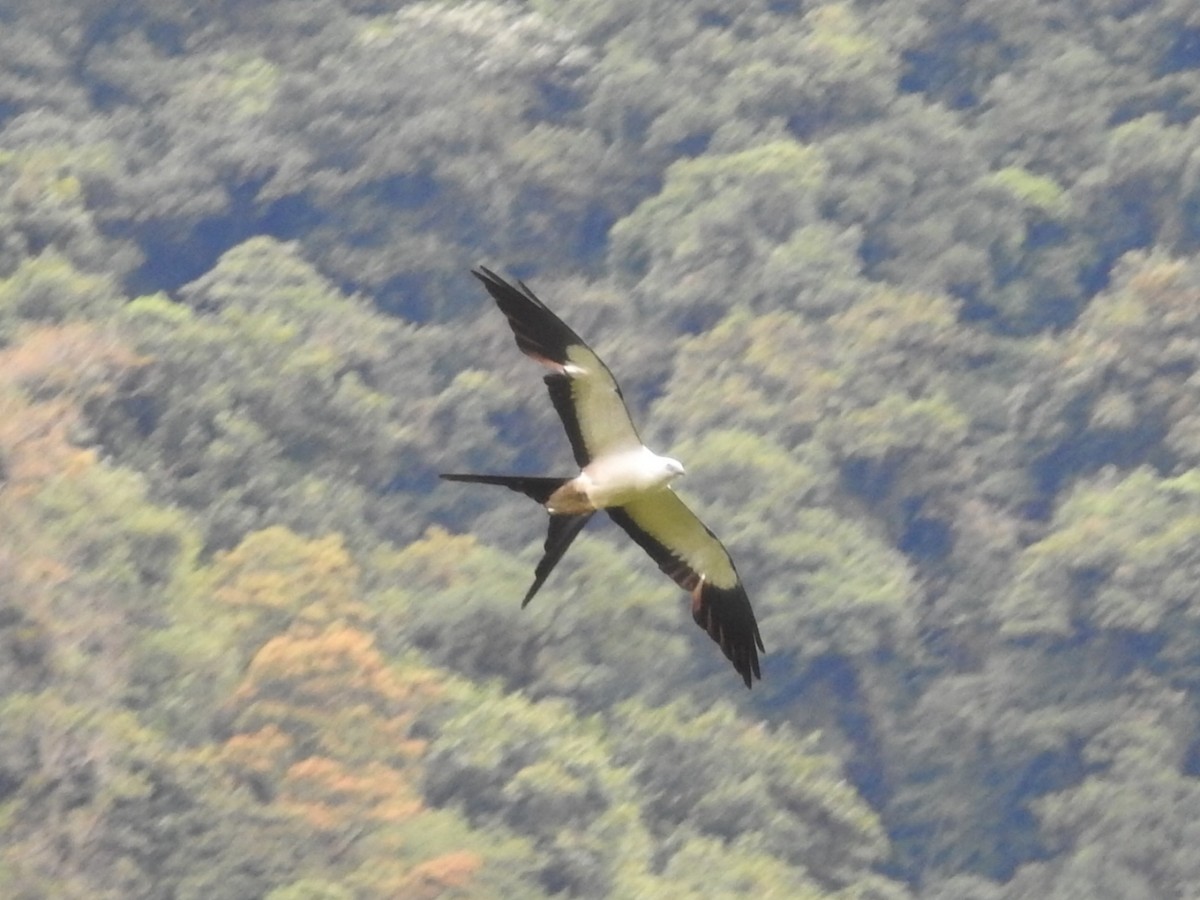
[2,0,1200,897]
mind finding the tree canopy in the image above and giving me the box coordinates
[3,0,1200,897]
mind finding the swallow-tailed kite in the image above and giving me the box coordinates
[441,268,764,687]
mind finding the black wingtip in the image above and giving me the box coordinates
[472,265,529,301]
[692,582,764,689]
[469,265,583,366]
[471,265,499,285]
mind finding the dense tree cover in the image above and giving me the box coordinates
[3,0,1200,897]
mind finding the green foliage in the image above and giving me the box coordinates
[204,55,280,121]
[1016,252,1200,481]
[422,683,651,895]
[6,0,1200,896]
[420,683,903,897]
[823,391,969,462]
[1004,683,1200,899]
[0,135,137,280]
[610,140,833,324]
[1005,467,1200,649]
[98,238,446,551]
[984,167,1069,219]
[375,524,697,707]
[0,253,122,341]
[654,836,828,899]
[610,700,889,876]
[0,692,308,899]
[266,882,355,900]
[34,462,199,598]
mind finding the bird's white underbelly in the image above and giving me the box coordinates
[581,447,674,509]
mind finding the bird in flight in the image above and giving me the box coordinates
[442,267,763,687]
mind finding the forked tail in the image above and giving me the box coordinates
[441,472,593,605]
[439,473,570,504]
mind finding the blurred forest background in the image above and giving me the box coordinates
[3,0,1200,897]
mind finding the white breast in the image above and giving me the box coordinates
[581,446,677,509]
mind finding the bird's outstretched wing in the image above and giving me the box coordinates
[607,491,763,688]
[472,267,643,467]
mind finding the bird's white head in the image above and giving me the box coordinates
[663,456,686,481]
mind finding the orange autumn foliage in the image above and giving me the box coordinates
[213,527,370,626]
[278,756,422,830]
[0,324,146,683]
[233,623,428,718]
[219,724,294,789]
[399,851,485,900]
[1,321,145,399]
[0,322,140,496]
[222,623,436,827]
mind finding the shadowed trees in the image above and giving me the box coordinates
[5,0,1200,896]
